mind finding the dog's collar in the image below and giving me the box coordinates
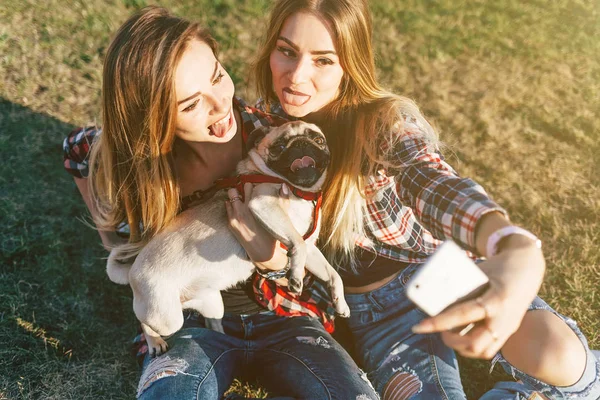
[214,174,322,202]
[215,174,323,248]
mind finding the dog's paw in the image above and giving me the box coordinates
[334,298,351,318]
[336,305,351,318]
[288,277,304,295]
[148,338,169,357]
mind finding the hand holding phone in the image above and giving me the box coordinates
[406,241,489,317]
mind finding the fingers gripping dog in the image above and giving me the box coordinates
[106,121,349,356]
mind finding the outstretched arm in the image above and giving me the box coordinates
[412,194,546,360]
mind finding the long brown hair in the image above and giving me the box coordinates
[255,0,437,269]
[89,6,217,257]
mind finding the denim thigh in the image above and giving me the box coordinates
[252,315,379,400]
[483,297,600,400]
[345,264,467,400]
[137,317,247,400]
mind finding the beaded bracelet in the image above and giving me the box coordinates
[255,256,291,280]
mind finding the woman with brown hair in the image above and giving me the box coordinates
[253,0,600,398]
[63,6,378,399]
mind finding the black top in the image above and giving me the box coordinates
[337,247,411,287]
[222,279,264,314]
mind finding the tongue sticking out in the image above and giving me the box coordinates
[282,89,310,106]
[291,156,316,172]
[209,122,228,138]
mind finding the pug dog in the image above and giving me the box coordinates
[106,120,349,356]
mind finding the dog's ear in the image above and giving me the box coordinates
[247,126,271,150]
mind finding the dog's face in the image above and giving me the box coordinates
[247,121,330,189]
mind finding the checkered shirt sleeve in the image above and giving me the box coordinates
[63,126,101,178]
[362,118,507,257]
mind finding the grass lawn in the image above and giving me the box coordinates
[1,0,598,398]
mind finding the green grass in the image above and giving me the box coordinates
[1,0,598,398]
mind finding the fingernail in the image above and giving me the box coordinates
[281,183,289,195]
[412,324,425,333]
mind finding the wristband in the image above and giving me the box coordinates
[255,256,291,281]
[486,226,542,258]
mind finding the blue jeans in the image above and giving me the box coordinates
[345,264,600,399]
[136,311,378,399]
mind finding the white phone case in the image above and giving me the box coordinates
[406,241,489,316]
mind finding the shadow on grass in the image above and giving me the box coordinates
[0,98,138,399]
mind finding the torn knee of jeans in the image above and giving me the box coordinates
[382,369,423,400]
[296,336,331,349]
[136,355,190,398]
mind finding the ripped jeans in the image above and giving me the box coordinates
[136,311,378,400]
[345,264,600,399]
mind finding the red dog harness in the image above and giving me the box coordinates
[214,174,323,247]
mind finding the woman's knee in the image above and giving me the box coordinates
[137,353,205,399]
[137,332,241,399]
[501,309,586,387]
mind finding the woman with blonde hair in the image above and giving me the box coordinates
[253,0,600,398]
[63,6,379,399]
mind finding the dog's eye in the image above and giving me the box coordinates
[269,144,286,157]
[314,137,325,145]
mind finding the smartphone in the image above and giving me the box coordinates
[406,241,489,317]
